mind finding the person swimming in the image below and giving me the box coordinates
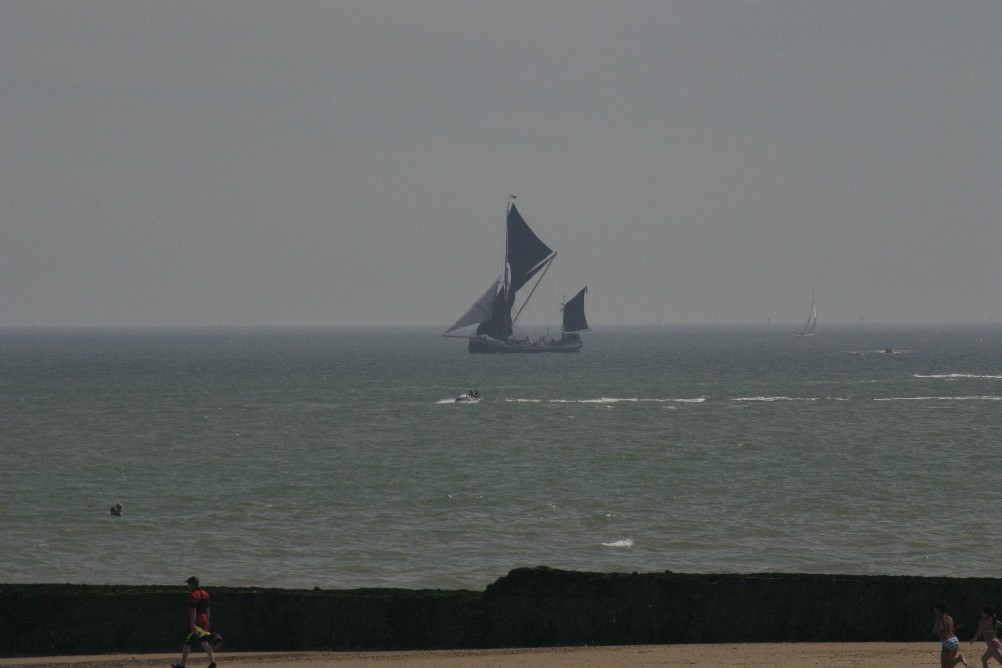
[110,503,123,516]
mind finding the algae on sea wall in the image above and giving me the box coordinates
[0,584,482,656]
[3,570,1002,656]
[483,568,1002,645]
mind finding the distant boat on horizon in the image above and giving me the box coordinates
[444,198,589,353]
[795,291,818,337]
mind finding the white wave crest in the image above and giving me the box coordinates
[914,374,1002,380]
[875,396,1002,402]
[507,397,705,404]
[732,396,818,402]
[601,539,634,548]
[558,397,624,404]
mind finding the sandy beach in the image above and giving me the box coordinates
[0,643,958,667]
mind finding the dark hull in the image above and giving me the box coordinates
[468,335,582,354]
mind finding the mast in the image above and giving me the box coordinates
[446,197,555,342]
[496,199,555,339]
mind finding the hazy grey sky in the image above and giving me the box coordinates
[4,1,1001,328]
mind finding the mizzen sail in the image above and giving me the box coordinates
[562,287,589,333]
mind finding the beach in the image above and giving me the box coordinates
[0,643,950,667]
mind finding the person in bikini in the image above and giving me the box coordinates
[935,602,969,668]
[970,605,1002,667]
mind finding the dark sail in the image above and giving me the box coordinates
[446,198,586,352]
[474,289,513,341]
[506,204,554,297]
[562,287,589,333]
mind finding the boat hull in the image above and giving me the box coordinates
[467,335,582,354]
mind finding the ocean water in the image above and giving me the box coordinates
[2,325,1001,591]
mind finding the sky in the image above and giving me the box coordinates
[3,1,1001,328]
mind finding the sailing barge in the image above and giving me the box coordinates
[445,200,589,353]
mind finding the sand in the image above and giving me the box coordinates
[0,642,972,667]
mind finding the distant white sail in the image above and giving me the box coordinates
[798,291,818,336]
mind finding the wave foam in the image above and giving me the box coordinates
[505,397,705,404]
[733,396,818,402]
[914,374,1002,380]
[875,396,1002,402]
[601,539,634,548]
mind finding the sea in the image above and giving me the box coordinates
[2,324,1001,591]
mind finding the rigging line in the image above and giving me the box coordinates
[512,253,556,327]
[545,253,559,337]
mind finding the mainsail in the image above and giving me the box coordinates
[562,287,589,333]
[450,202,555,341]
[505,204,555,297]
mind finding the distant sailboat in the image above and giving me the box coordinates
[796,291,818,336]
[445,198,589,353]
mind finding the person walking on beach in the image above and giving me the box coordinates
[970,605,1002,667]
[935,602,968,668]
[172,576,218,668]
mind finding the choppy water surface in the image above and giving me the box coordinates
[2,325,1001,589]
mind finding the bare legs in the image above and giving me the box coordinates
[983,642,1002,668]
[943,646,968,668]
[174,639,215,667]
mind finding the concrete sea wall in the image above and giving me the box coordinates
[3,568,1001,656]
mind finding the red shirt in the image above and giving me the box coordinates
[186,588,211,631]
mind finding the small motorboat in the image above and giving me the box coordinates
[455,391,482,403]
